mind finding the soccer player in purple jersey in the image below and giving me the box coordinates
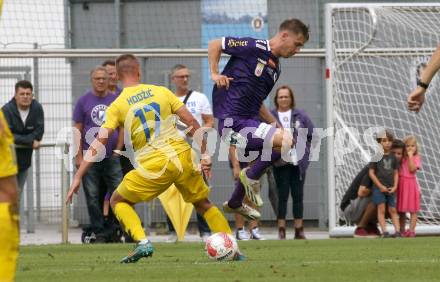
[208,19,309,219]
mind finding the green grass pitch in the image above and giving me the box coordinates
[17,237,440,282]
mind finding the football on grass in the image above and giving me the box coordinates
[205,232,238,261]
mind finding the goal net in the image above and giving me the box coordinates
[325,3,440,236]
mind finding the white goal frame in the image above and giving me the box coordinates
[325,3,440,237]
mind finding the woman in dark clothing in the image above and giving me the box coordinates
[271,85,314,240]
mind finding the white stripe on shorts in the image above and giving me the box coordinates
[254,122,272,139]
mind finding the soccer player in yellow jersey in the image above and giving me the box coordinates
[0,2,20,280]
[66,54,242,263]
[0,110,20,282]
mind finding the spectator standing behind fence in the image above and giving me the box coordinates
[102,59,133,176]
[270,85,314,240]
[73,66,123,242]
[2,80,44,197]
[102,60,122,96]
[103,59,133,174]
[165,64,213,242]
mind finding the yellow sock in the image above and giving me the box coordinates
[203,206,232,234]
[113,202,146,242]
[0,203,19,282]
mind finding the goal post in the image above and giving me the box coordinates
[325,3,440,237]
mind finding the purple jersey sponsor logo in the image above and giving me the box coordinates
[227,38,248,48]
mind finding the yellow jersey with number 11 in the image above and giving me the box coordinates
[102,84,190,163]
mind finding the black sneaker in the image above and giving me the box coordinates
[366,223,381,236]
[381,232,391,238]
[94,232,108,243]
[392,232,402,238]
[81,231,96,244]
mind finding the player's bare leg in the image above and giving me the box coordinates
[0,176,19,281]
[228,128,293,209]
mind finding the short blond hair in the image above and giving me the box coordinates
[115,54,140,79]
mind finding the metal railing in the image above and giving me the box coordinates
[0,48,326,58]
[17,142,70,243]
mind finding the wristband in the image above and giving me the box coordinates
[417,81,429,89]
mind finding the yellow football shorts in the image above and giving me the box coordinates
[116,149,209,204]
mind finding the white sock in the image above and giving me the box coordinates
[139,238,150,245]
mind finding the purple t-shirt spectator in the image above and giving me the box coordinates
[213,37,281,119]
[73,90,119,158]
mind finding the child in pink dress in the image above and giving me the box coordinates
[397,135,421,237]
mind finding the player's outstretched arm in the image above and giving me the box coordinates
[175,106,212,178]
[419,44,440,86]
[175,106,201,138]
[65,127,113,204]
[73,122,84,168]
[208,39,233,89]
[408,44,440,112]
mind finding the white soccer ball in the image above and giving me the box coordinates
[205,232,238,261]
